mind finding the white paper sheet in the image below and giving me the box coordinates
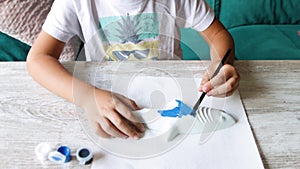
[90,76,264,169]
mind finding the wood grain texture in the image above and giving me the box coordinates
[0,61,299,169]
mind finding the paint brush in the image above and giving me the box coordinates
[192,49,232,114]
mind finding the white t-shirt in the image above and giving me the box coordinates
[43,0,214,61]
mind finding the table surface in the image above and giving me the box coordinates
[0,61,299,169]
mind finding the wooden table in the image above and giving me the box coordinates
[0,61,299,169]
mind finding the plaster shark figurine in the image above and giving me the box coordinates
[133,100,236,142]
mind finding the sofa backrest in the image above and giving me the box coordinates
[206,0,300,29]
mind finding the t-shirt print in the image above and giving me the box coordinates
[99,13,159,61]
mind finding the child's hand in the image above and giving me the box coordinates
[199,64,240,97]
[83,88,145,139]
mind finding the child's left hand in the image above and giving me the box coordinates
[199,63,240,97]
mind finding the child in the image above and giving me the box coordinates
[26,0,240,139]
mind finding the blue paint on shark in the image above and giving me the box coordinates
[158,100,193,118]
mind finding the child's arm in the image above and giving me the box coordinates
[26,31,144,139]
[198,18,240,97]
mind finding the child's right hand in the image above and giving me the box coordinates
[26,30,145,139]
[82,88,145,139]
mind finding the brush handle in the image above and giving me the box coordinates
[192,49,232,113]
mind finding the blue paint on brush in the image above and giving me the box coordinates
[158,100,193,118]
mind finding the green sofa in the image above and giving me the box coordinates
[1,0,300,61]
[181,0,300,60]
[0,31,31,61]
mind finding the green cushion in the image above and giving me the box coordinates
[181,28,210,60]
[205,0,220,19]
[181,0,300,60]
[230,25,300,60]
[216,0,300,29]
[0,31,30,61]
